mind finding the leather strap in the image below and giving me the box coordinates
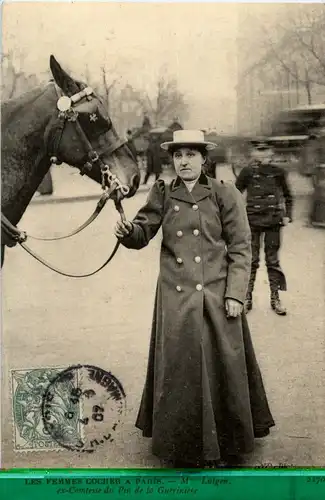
[1,83,130,276]
[27,191,110,241]
[19,239,121,278]
[1,198,126,278]
[1,213,27,247]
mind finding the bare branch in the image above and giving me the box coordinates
[256,19,325,87]
[97,65,120,111]
[132,72,187,127]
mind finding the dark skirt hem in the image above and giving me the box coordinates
[136,422,275,463]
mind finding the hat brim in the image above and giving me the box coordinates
[161,141,217,151]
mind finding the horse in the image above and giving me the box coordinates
[1,55,140,267]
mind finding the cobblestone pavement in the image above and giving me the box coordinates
[2,174,324,468]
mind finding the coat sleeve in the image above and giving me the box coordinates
[118,179,165,250]
[278,169,294,221]
[217,182,252,304]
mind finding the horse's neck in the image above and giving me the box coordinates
[1,85,55,225]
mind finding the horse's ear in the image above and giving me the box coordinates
[49,55,79,96]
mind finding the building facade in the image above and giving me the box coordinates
[236,6,325,136]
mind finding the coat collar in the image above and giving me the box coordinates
[170,172,212,203]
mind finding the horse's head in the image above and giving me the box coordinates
[47,56,140,199]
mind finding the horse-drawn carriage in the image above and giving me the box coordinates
[266,104,325,178]
[203,132,253,179]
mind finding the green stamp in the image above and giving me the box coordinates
[11,367,83,452]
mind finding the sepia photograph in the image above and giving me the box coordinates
[1,1,325,471]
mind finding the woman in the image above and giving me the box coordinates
[115,130,275,468]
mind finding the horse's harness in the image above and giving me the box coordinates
[1,83,131,278]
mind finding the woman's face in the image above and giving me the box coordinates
[173,147,205,181]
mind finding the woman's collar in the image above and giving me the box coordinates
[173,172,209,189]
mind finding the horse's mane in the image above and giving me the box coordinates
[2,84,51,126]
[2,77,88,127]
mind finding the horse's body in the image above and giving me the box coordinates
[1,56,140,267]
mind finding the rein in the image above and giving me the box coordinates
[1,82,130,277]
[26,191,111,242]
[1,185,126,278]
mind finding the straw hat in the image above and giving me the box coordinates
[161,130,217,151]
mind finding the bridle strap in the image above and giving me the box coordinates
[17,197,126,278]
[19,239,121,278]
[48,83,126,168]
[1,82,131,277]
[25,191,111,241]
[1,196,126,278]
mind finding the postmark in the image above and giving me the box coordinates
[11,367,70,452]
[41,364,126,453]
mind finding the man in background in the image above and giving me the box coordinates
[235,139,293,316]
[143,137,162,185]
[126,130,138,160]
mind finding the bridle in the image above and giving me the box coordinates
[1,83,133,278]
[1,83,130,277]
[46,82,130,197]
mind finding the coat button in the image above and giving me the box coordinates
[176,257,183,264]
[176,285,182,292]
[174,205,180,212]
[192,204,199,211]
[193,229,200,236]
[196,284,203,291]
[194,256,201,263]
[176,230,183,237]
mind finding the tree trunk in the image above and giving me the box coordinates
[305,69,312,104]
[306,82,312,104]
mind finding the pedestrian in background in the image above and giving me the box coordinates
[143,137,162,185]
[114,130,275,469]
[235,139,293,316]
[126,129,138,160]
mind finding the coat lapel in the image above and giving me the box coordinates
[169,173,212,204]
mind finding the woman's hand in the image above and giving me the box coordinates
[225,298,243,318]
[114,220,133,239]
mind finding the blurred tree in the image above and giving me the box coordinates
[1,50,39,101]
[81,62,189,135]
[256,4,325,104]
[134,73,189,127]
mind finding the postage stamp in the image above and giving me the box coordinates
[12,365,126,453]
[11,367,83,452]
[42,364,126,453]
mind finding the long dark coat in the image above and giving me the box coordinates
[120,173,275,463]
